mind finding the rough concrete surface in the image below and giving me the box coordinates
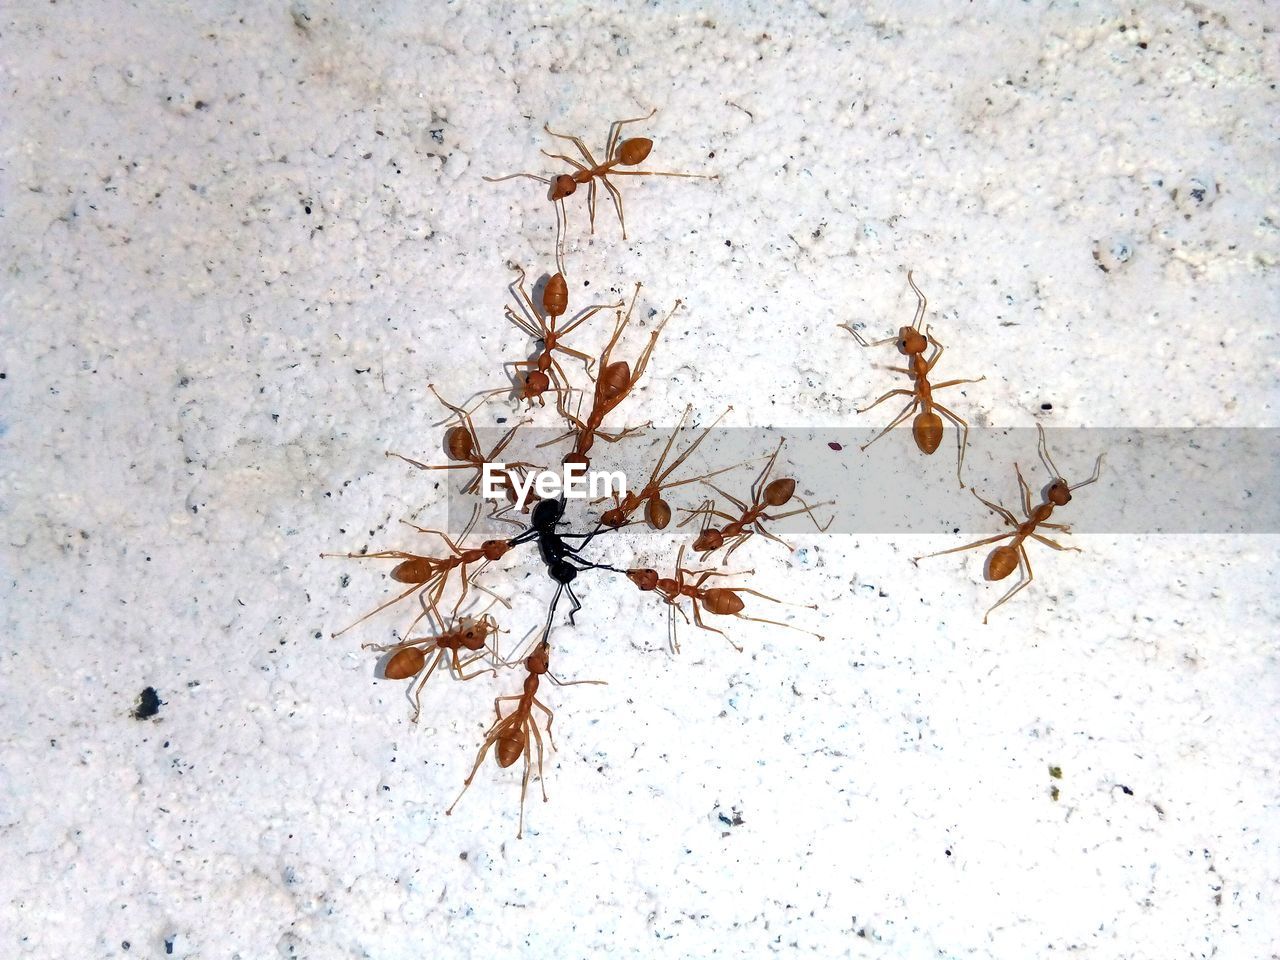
[2,2,1277,957]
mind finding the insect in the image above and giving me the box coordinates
[598,404,738,529]
[554,283,678,468]
[374,612,502,723]
[446,639,603,838]
[913,424,1103,622]
[502,265,620,410]
[682,438,833,559]
[484,107,717,275]
[627,545,823,653]
[508,496,616,643]
[324,508,513,638]
[838,271,985,487]
[387,384,539,507]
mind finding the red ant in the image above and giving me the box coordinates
[446,639,603,838]
[681,439,833,560]
[324,507,513,638]
[484,108,716,275]
[913,424,1103,622]
[501,265,620,410]
[627,545,823,653]
[839,271,984,487]
[599,404,738,529]
[551,283,678,468]
[373,610,503,723]
[387,384,538,507]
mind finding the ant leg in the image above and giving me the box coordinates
[859,400,918,451]
[564,581,583,625]
[540,148,593,173]
[529,714,549,805]
[970,488,1020,528]
[906,271,928,329]
[1070,454,1105,493]
[446,710,517,817]
[922,329,946,372]
[722,532,756,563]
[386,451,472,475]
[606,107,657,158]
[556,301,620,339]
[554,198,568,278]
[912,530,1016,564]
[932,376,986,391]
[587,178,599,233]
[836,323,897,348]
[532,696,556,749]
[691,601,743,652]
[984,544,1034,624]
[702,481,748,512]
[330,579,434,638]
[1013,463,1034,518]
[482,172,552,185]
[732,611,824,641]
[599,174,628,239]
[933,401,972,489]
[857,389,915,415]
[542,124,601,168]
[540,582,566,644]
[1029,532,1081,552]
[405,648,447,723]
[504,304,543,340]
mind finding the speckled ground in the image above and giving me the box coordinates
[2,2,1277,957]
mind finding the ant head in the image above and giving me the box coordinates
[693,528,724,553]
[444,425,474,461]
[563,451,590,470]
[457,618,489,650]
[616,136,653,165]
[531,497,565,530]
[481,539,510,561]
[628,568,659,591]
[550,174,578,200]
[646,497,672,529]
[601,506,626,528]
[763,477,796,507]
[542,273,568,317]
[897,326,927,355]
[526,641,551,675]
[520,370,551,400]
[1046,479,1072,506]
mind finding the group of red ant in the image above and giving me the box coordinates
[328,109,832,836]
[327,110,1104,837]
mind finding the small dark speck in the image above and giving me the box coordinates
[165,938,175,955]
[459,851,469,861]
[828,441,843,451]
[133,687,161,720]
[945,848,952,857]
[339,574,351,589]
[1120,784,1134,795]
[194,100,208,110]
[1138,41,1148,49]
[1041,402,1053,411]
[304,205,312,214]
[0,373,7,379]
[122,943,130,952]
[383,784,390,791]
[496,417,508,424]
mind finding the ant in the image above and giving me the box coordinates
[484,107,717,275]
[501,265,620,410]
[681,439,833,560]
[627,545,823,653]
[552,282,678,468]
[838,271,985,487]
[913,424,1103,623]
[599,404,738,529]
[446,639,603,838]
[387,384,538,506]
[508,496,615,643]
[324,507,513,638]
[373,609,503,723]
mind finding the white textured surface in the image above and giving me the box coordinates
[3,2,1278,958]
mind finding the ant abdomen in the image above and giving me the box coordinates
[385,647,427,679]
[617,137,653,165]
[701,589,746,616]
[762,478,795,507]
[392,558,436,583]
[646,497,673,529]
[986,545,1020,581]
[543,273,568,317]
[913,411,944,454]
[497,733,525,768]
